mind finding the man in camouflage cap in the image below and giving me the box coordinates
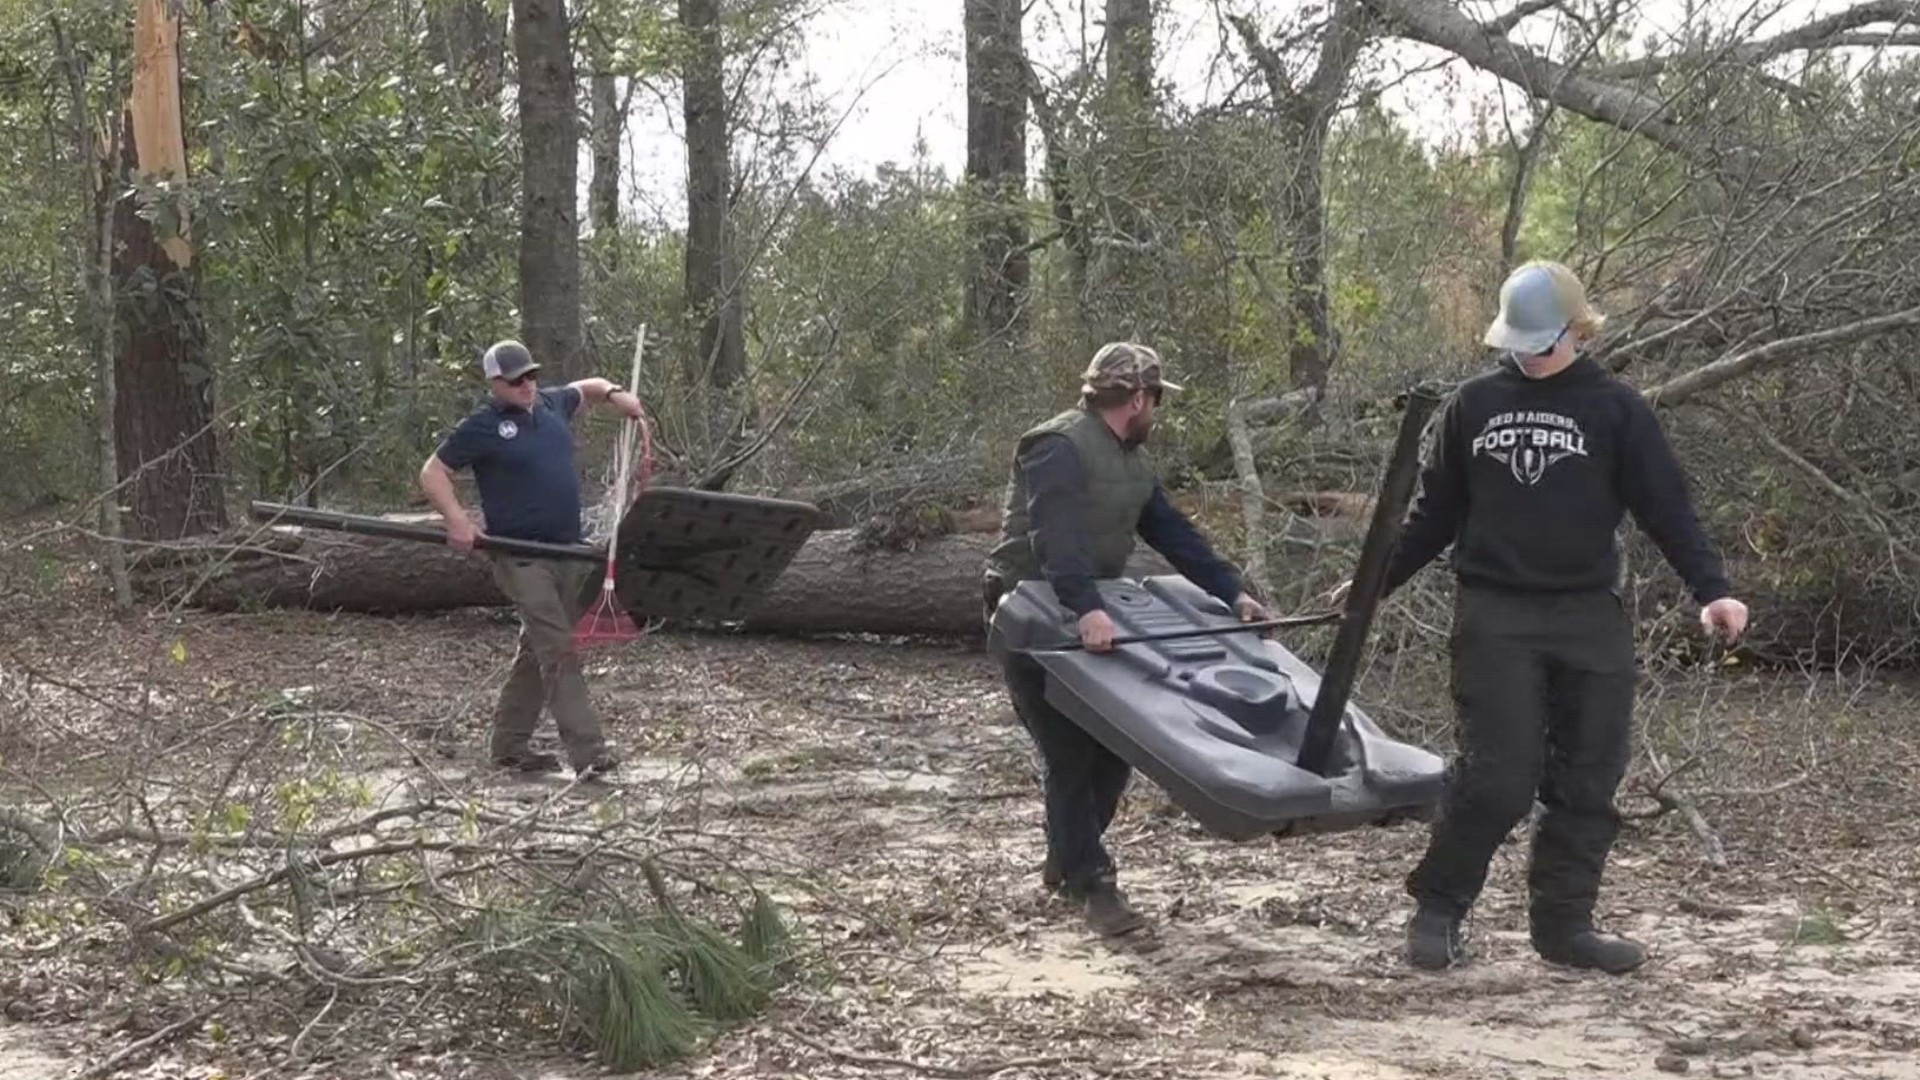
[983,341,1269,936]
[1085,340,1183,392]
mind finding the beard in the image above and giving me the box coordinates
[1125,412,1154,443]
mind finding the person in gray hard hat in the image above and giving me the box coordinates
[983,342,1272,937]
[1356,262,1749,974]
[419,340,646,779]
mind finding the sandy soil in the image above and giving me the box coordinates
[5,594,1919,1079]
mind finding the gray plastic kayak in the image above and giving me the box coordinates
[988,574,1445,841]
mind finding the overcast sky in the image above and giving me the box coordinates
[613,0,1865,226]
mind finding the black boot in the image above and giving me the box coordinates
[1076,876,1145,937]
[1406,905,1467,970]
[1532,926,1646,974]
[1041,856,1063,893]
[493,750,563,774]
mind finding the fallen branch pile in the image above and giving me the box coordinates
[0,683,802,1077]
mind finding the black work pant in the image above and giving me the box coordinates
[1407,584,1637,934]
[986,576,1131,894]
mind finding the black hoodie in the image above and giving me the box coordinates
[1383,354,1731,604]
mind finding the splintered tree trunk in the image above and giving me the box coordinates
[962,0,1028,354]
[512,0,584,381]
[682,0,745,389]
[115,0,226,541]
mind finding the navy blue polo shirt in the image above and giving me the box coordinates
[434,386,585,543]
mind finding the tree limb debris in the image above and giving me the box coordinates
[1601,1,1920,80]
[71,1001,225,1080]
[1359,0,1697,157]
[1627,750,1728,869]
[1643,304,1920,408]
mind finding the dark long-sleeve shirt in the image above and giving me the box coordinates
[1383,355,1731,604]
[1018,434,1243,616]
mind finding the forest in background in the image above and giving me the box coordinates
[1,0,1917,665]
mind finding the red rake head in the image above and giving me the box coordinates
[572,585,640,649]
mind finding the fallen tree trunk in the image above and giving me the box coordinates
[135,516,1174,639]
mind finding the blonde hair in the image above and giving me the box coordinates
[1517,260,1607,340]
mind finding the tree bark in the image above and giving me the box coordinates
[52,17,132,610]
[1105,0,1152,105]
[115,0,226,542]
[682,0,745,389]
[590,70,623,262]
[1225,401,1271,602]
[512,0,585,381]
[963,0,1029,354]
[1228,0,1367,393]
[1024,66,1087,337]
[427,0,507,104]
[1069,0,1158,343]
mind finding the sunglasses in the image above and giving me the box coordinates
[498,372,537,387]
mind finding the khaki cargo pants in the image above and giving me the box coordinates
[489,553,608,769]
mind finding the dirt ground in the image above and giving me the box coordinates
[5,585,1920,1079]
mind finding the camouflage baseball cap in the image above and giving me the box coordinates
[1080,342,1184,394]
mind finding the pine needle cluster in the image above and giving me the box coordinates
[499,866,796,1072]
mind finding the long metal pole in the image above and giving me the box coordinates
[1295,381,1448,775]
[248,501,606,562]
[1030,610,1341,652]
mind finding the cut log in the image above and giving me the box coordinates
[136,515,1174,639]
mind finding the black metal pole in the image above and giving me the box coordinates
[247,501,606,563]
[1295,381,1448,775]
[1031,610,1342,652]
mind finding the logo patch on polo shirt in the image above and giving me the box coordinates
[498,420,519,440]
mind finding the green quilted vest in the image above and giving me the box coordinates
[985,407,1157,586]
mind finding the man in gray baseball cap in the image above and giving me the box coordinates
[982,341,1268,936]
[419,339,647,780]
[480,339,541,382]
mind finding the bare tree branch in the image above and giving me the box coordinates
[1225,13,1291,106]
[1359,0,1696,157]
[1643,304,1920,407]
[1746,415,1920,571]
[1604,1,1920,79]
[1488,0,1567,35]
[1501,103,1556,272]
